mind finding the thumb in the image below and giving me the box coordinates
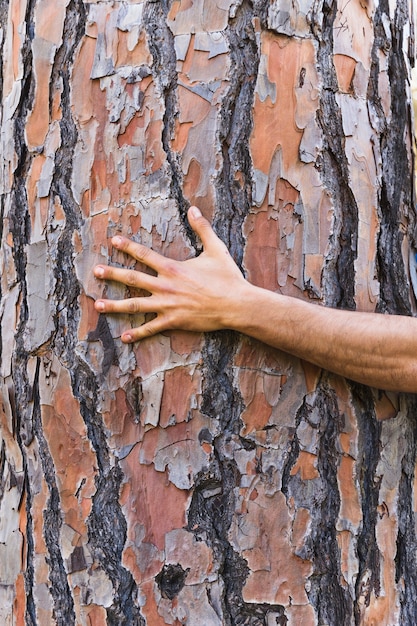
[187,206,225,252]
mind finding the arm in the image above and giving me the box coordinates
[94,206,417,393]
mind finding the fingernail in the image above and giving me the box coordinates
[113,236,123,247]
[95,266,104,277]
[189,206,201,219]
[95,300,105,311]
[123,333,133,343]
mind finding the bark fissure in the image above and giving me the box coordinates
[306,384,353,625]
[32,358,76,626]
[87,468,145,626]
[143,1,193,243]
[313,0,359,310]
[190,4,289,622]
[23,473,37,626]
[49,0,86,365]
[352,388,382,623]
[72,361,144,624]
[7,3,39,621]
[214,0,260,268]
[45,4,144,621]
[375,0,414,315]
[395,402,417,622]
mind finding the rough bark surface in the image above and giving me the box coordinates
[1,0,417,624]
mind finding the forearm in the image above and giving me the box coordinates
[228,284,417,393]
[94,208,417,393]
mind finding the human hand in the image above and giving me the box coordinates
[93,206,250,342]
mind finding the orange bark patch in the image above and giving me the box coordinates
[240,488,312,605]
[251,34,314,174]
[333,54,357,93]
[169,330,203,356]
[337,455,362,528]
[374,392,398,421]
[85,604,108,626]
[71,36,97,123]
[102,387,138,439]
[243,210,280,291]
[243,177,306,294]
[138,579,163,626]
[116,30,151,67]
[77,293,99,340]
[26,51,52,149]
[13,572,26,626]
[241,390,272,436]
[159,366,200,427]
[120,457,188,552]
[290,451,319,480]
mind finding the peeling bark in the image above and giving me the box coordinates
[1,0,417,625]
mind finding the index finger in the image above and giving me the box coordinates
[112,236,166,272]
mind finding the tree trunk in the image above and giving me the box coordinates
[1,0,417,624]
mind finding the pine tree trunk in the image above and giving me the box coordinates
[1,0,417,624]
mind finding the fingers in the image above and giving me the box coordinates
[111,235,166,272]
[94,264,157,291]
[187,206,227,254]
[95,295,159,315]
[121,317,168,343]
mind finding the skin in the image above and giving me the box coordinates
[94,206,417,393]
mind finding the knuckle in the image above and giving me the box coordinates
[142,323,156,338]
[125,270,138,287]
[127,298,139,314]
[164,259,179,277]
[135,244,151,262]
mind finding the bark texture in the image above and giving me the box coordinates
[1,0,417,624]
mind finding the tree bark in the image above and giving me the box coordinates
[1,0,417,624]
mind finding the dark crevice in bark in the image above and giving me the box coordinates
[374,0,414,315]
[45,3,143,622]
[214,0,260,270]
[282,384,352,624]
[87,467,145,626]
[156,563,189,600]
[187,4,283,623]
[305,384,353,625]
[188,458,287,625]
[313,0,359,310]
[370,3,417,618]
[49,0,86,366]
[143,1,194,245]
[32,358,76,625]
[72,363,143,624]
[8,2,38,620]
[395,401,417,623]
[351,386,382,624]
[201,331,243,434]
[9,0,34,336]
[71,362,110,471]
[23,471,37,626]
[281,399,307,496]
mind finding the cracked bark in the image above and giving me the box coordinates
[1,0,417,625]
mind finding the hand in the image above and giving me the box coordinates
[93,206,250,343]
